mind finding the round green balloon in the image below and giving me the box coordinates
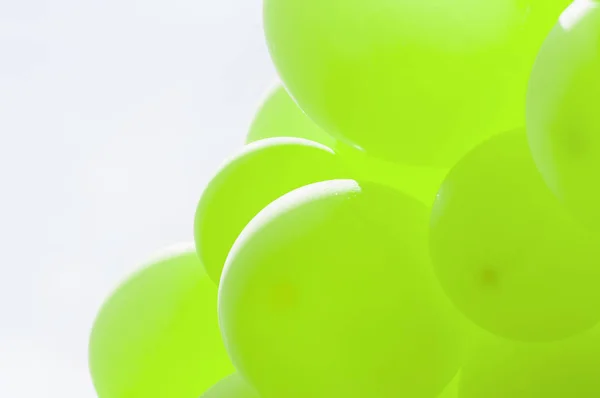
[201,374,260,398]
[246,84,338,149]
[459,326,600,398]
[527,0,600,230]
[430,130,600,342]
[89,246,234,398]
[195,137,348,285]
[219,179,465,398]
[264,0,570,167]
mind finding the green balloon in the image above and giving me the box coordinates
[430,130,600,342]
[527,1,600,230]
[201,374,260,398]
[459,326,600,398]
[247,85,447,205]
[246,85,338,149]
[195,137,348,285]
[89,246,233,398]
[219,179,466,398]
[264,0,570,167]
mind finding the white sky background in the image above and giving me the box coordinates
[0,0,275,396]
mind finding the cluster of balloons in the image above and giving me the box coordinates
[88,1,600,397]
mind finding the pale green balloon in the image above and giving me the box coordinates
[265,0,570,167]
[201,373,260,398]
[219,179,466,398]
[195,137,348,285]
[430,130,600,342]
[459,326,600,398]
[88,246,234,398]
[527,0,600,230]
[246,84,337,149]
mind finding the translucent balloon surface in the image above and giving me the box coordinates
[460,327,600,398]
[219,179,465,398]
[430,130,600,342]
[438,371,459,398]
[265,0,570,167]
[527,0,600,230]
[247,85,448,205]
[195,137,348,284]
[246,85,337,149]
[340,147,448,206]
[201,373,260,398]
[89,248,233,398]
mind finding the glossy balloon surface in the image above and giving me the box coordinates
[247,85,337,149]
[265,0,570,166]
[89,248,233,398]
[247,86,447,205]
[430,130,600,342]
[460,326,600,398]
[201,373,260,398]
[527,0,600,229]
[195,137,347,284]
[220,179,465,398]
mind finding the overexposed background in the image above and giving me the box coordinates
[0,1,273,396]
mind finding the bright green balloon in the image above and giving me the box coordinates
[201,374,260,398]
[194,137,348,285]
[89,246,234,398]
[219,179,466,398]
[246,85,447,205]
[246,85,338,149]
[264,0,570,167]
[430,130,600,342]
[459,327,600,398]
[527,0,600,230]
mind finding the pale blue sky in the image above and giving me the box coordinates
[0,1,275,395]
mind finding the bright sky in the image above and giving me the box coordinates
[0,1,274,395]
